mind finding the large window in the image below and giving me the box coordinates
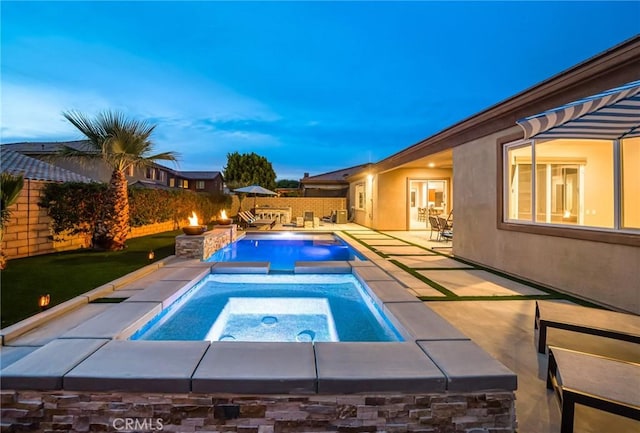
[504,138,635,232]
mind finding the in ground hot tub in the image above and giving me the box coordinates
[130,273,402,342]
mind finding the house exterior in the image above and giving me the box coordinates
[0,141,224,195]
[348,36,640,314]
[170,171,224,195]
[300,164,371,197]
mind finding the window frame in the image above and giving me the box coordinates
[355,183,366,210]
[497,132,639,247]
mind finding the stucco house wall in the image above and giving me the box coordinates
[373,168,453,231]
[453,127,640,314]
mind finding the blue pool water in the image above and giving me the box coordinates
[207,233,365,271]
[130,274,402,342]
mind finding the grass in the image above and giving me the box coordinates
[0,230,181,328]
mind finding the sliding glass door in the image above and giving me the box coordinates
[408,179,448,230]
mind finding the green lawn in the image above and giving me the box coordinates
[0,230,181,328]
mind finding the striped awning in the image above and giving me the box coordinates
[517,80,640,140]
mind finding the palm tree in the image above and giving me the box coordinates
[60,110,179,250]
[0,173,24,269]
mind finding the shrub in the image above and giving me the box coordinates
[40,183,232,246]
[39,182,110,247]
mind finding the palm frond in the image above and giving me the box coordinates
[62,111,106,149]
[145,151,180,163]
[0,173,24,227]
[61,109,180,172]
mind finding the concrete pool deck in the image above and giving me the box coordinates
[356,228,640,433]
[0,255,516,396]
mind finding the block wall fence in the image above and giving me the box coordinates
[1,181,348,262]
[229,196,347,221]
[0,181,182,262]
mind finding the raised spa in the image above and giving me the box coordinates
[130,273,402,342]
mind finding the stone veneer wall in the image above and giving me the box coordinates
[0,390,516,432]
[175,225,238,260]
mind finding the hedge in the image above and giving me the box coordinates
[39,183,231,244]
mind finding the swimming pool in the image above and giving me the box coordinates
[207,233,365,271]
[130,274,402,342]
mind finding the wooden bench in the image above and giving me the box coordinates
[546,346,640,433]
[534,300,640,354]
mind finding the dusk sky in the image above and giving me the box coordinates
[2,1,638,180]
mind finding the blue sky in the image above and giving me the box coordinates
[2,1,638,180]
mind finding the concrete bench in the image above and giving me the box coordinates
[534,300,640,354]
[546,346,640,433]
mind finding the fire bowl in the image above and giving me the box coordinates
[217,218,233,225]
[182,225,207,235]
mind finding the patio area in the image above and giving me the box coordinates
[1,225,638,432]
[349,228,640,433]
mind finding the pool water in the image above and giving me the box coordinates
[207,233,365,271]
[205,297,339,342]
[130,274,402,342]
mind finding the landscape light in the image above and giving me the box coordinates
[38,294,51,311]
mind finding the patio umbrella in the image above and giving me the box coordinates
[517,79,640,140]
[233,184,277,208]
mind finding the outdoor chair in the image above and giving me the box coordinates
[437,216,453,242]
[238,211,275,229]
[321,211,336,224]
[428,216,452,242]
[428,216,441,240]
[437,216,452,231]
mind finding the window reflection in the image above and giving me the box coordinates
[622,137,640,229]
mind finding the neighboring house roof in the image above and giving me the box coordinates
[129,179,173,190]
[0,148,96,183]
[3,141,222,182]
[300,163,370,185]
[176,171,222,180]
[1,140,93,155]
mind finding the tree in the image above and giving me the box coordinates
[60,110,179,250]
[276,179,300,188]
[223,152,276,191]
[0,173,24,269]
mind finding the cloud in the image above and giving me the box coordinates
[1,35,282,144]
[0,82,109,141]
